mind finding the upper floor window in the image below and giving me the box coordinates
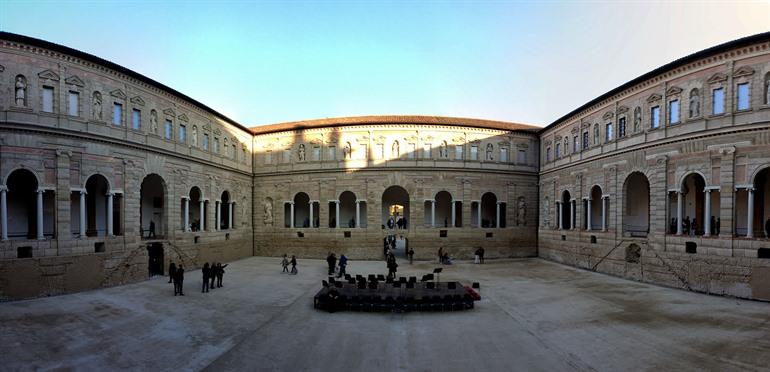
[593,124,599,145]
[546,147,551,162]
[264,150,272,164]
[572,136,578,153]
[179,124,186,144]
[423,143,431,159]
[313,146,321,161]
[712,87,725,115]
[555,143,561,158]
[282,148,290,162]
[517,149,527,164]
[737,83,750,110]
[650,106,660,129]
[112,103,123,126]
[132,109,141,130]
[358,144,368,160]
[328,146,336,160]
[470,145,478,161]
[605,123,614,141]
[202,133,209,150]
[42,86,54,113]
[232,144,237,159]
[455,145,463,160]
[214,138,220,153]
[68,91,79,116]
[669,99,680,124]
[500,147,509,162]
[164,119,173,139]
[375,143,384,160]
[582,131,589,149]
[618,117,626,138]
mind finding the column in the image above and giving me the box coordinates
[36,190,44,240]
[451,201,456,228]
[182,197,189,232]
[200,200,205,231]
[676,191,683,235]
[476,202,481,227]
[335,201,340,229]
[106,193,114,236]
[228,203,233,229]
[215,201,220,231]
[495,202,500,228]
[289,202,295,228]
[79,190,86,237]
[570,200,576,230]
[309,202,315,228]
[355,201,360,228]
[431,200,436,227]
[586,199,592,231]
[704,189,712,237]
[601,196,607,232]
[747,188,754,238]
[1,187,7,240]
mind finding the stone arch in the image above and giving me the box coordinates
[481,192,498,228]
[293,192,310,228]
[188,186,204,231]
[339,191,358,228]
[140,174,166,239]
[588,185,603,230]
[3,166,42,187]
[623,171,650,236]
[5,168,39,239]
[382,185,409,229]
[680,172,707,235]
[85,174,110,237]
[434,190,453,228]
[560,190,572,230]
[220,190,233,229]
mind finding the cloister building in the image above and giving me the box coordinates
[1,31,770,301]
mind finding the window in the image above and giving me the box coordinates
[202,133,209,150]
[573,136,578,152]
[68,91,79,116]
[328,146,336,160]
[737,83,750,110]
[606,123,613,141]
[164,119,173,139]
[375,144,384,160]
[242,148,247,163]
[42,86,54,113]
[214,138,220,153]
[179,124,186,144]
[582,131,589,149]
[423,143,431,159]
[232,144,236,159]
[618,117,626,138]
[500,147,508,162]
[546,147,551,162]
[517,149,526,164]
[113,103,122,126]
[470,145,478,160]
[131,109,141,130]
[282,149,290,163]
[555,143,561,158]
[313,146,321,161]
[455,145,463,160]
[712,88,725,115]
[358,145,368,160]
[669,99,680,124]
[265,151,272,164]
[650,106,660,128]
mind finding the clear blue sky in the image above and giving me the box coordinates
[1,1,768,127]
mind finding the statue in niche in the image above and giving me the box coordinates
[14,75,26,106]
[689,91,700,118]
[485,143,494,161]
[192,126,198,146]
[392,141,400,158]
[264,199,273,225]
[92,91,103,120]
[516,196,527,226]
[439,142,448,158]
[633,107,641,132]
[150,110,158,134]
[343,142,352,159]
[298,144,306,161]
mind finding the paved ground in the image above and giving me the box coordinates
[1,257,769,372]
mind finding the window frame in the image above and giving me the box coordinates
[712,87,725,115]
[650,105,661,129]
[668,99,680,124]
[131,108,141,131]
[736,82,750,111]
[42,86,55,113]
[112,102,123,126]
[67,90,79,117]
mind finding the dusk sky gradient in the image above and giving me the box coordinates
[1,1,769,127]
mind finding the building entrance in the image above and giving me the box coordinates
[147,243,164,277]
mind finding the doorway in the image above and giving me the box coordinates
[147,243,164,277]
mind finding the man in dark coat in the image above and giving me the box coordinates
[386,253,398,279]
[168,262,177,283]
[337,254,348,278]
[326,253,337,276]
[210,262,217,289]
[479,247,485,264]
[174,265,185,296]
[216,263,228,287]
[201,262,210,293]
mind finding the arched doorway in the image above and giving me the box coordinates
[747,167,770,238]
[339,191,357,228]
[85,174,110,237]
[481,192,497,228]
[189,187,203,231]
[140,174,165,239]
[382,186,409,229]
[624,172,650,236]
[681,173,706,235]
[434,191,452,228]
[6,169,38,239]
[220,191,231,230]
[293,192,310,228]
[561,190,572,230]
[589,185,603,230]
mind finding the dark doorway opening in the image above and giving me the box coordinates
[147,243,164,276]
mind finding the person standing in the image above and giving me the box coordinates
[474,248,481,264]
[209,262,217,290]
[168,261,177,284]
[386,253,398,279]
[326,253,337,276]
[407,248,414,264]
[216,263,228,288]
[174,265,185,296]
[438,247,444,264]
[148,220,156,238]
[479,247,485,264]
[201,262,210,293]
[716,217,721,236]
[290,255,298,275]
[281,254,290,273]
[337,254,348,278]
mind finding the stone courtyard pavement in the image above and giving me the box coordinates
[1,257,769,372]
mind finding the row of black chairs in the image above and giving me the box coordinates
[316,293,474,313]
[323,279,460,290]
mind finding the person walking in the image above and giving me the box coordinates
[216,262,228,288]
[281,254,290,273]
[337,254,348,278]
[209,262,217,290]
[174,265,185,296]
[408,248,414,264]
[438,247,444,264]
[290,255,298,275]
[201,262,210,293]
[326,252,337,276]
[168,261,177,283]
[479,247,485,264]
[386,253,398,279]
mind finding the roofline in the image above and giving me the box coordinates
[540,31,770,134]
[250,115,541,135]
[0,31,252,134]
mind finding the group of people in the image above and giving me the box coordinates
[670,216,721,236]
[200,262,228,293]
[281,254,299,274]
[474,247,485,264]
[385,251,398,279]
[437,246,452,264]
[325,252,348,277]
[168,262,185,295]
[386,216,407,229]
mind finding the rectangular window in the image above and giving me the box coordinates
[243,148,247,163]
[68,91,79,116]
[737,83,750,110]
[113,103,122,125]
[408,144,416,159]
[517,149,526,164]
[713,87,725,114]
[164,119,173,139]
[669,99,680,124]
[132,109,141,130]
[313,146,321,161]
[618,117,626,137]
[42,86,54,113]
[358,145,368,160]
[650,106,660,128]
[573,136,578,152]
[232,144,236,159]
[179,124,186,144]
[282,149,290,162]
[470,145,478,160]
[423,143,431,159]
[455,145,463,160]
[202,133,209,150]
[546,147,551,162]
[375,144,384,159]
[606,123,613,141]
[214,138,220,153]
[328,146,336,160]
[582,132,589,149]
[500,147,508,162]
[555,143,561,158]
[265,151,272,164]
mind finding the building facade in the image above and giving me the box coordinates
[1,32,770,300]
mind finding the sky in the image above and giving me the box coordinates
[1,1,769,128]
